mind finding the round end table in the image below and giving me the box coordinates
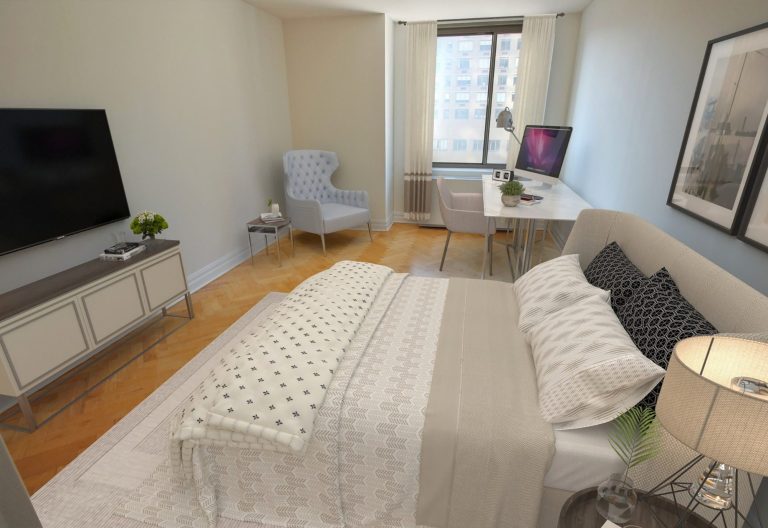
[558,487,711,528]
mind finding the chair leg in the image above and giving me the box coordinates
[367,222,373,242]
[439,231,452,271]
[320,233,327,256]
[489,234,494,276]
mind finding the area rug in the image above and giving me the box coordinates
[31,292,287,528]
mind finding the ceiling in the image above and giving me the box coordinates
[245,0,592,21]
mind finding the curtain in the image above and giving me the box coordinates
[404,21,437,221]
[506,15,557,168]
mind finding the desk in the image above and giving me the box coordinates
[481,175,592,279]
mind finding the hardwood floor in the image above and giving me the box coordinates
[0,223,559,494]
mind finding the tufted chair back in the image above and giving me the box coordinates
[283,150,339,203]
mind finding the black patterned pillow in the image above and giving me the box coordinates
[616,268,718,408]
[584,241,647,312]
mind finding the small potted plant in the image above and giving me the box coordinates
[597,406,661,524]
[130,210,169,240]
[499,180,524,207]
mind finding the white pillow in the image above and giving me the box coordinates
[514,254,609,333]
[528,295,665,430]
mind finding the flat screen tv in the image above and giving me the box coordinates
[514,125,573,182]
[0,109,130,256]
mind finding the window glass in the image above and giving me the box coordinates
[487,32,522,165]
[433,30,522,165]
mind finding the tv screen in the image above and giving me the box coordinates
[515,125,573,178]
[0,109,130,256]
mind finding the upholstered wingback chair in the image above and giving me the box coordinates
[435,177,496,275]
[283,150,372,255]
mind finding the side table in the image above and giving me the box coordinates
[559,487,711,528]
[247,217,293,266]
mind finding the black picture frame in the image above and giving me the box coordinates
[667,21,768,234]
[737,140,768,253]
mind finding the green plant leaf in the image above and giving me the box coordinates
[608,406,661,477]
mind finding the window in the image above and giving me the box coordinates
[434,139,450,151]
[433,27,522,166]
[453,139,467,151]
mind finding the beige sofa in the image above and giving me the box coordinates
[537,209,768,528]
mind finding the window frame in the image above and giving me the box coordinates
[433,23,522,170]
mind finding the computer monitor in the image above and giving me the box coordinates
[514,125,573,185]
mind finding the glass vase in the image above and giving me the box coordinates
[596,473,638,524]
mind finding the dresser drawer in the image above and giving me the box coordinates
[82,274,146,344]
[0,301,89,389]
[139,252,187,311]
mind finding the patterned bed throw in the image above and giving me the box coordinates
[171,261,393,471]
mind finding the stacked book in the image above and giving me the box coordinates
[260,212,283,223]
[100,242,146,261]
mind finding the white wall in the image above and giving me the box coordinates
[563,0,768,294]
[0,0,292,294]
[392,14,583,224]
[282,14,390,229]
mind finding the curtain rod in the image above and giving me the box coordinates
[397,13,564,26]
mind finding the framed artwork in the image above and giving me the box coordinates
[738,147,768,251]
[668,21,768,234]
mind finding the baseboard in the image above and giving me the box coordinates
[370,217,393,231]
[186,246,251,293]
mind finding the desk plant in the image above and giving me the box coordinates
[598,406,661,523]
[499,180,524,207]
[131,210,169,240]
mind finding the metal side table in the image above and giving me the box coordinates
[247,217,293,266]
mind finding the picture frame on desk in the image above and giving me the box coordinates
[667,21,768,234]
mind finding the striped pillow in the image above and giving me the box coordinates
[528,294,665,430]
[514,254,609,334]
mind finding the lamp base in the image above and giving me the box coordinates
[646,455,763,528]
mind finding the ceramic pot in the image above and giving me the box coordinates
[501,194,521,207]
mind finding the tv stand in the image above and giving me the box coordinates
[0,240,192,431]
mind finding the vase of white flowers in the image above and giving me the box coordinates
[130,210,169,240]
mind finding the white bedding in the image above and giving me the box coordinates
[121,274,449,528]
[545,424,624,491]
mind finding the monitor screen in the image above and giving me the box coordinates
[0,109,130,256]
[515,125,573,178]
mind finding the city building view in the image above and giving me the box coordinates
[433,31,522,166]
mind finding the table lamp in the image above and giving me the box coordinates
[649,335,768,528]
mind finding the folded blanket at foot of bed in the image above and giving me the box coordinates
[171,261,393,475]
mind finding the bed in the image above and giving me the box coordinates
[34,210,768,528]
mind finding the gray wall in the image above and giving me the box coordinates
[0,0,293,294]
[562,0,768,294]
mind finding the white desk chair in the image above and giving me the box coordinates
[435,177,497,276]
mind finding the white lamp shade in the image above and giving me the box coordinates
[656,336,768,477]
